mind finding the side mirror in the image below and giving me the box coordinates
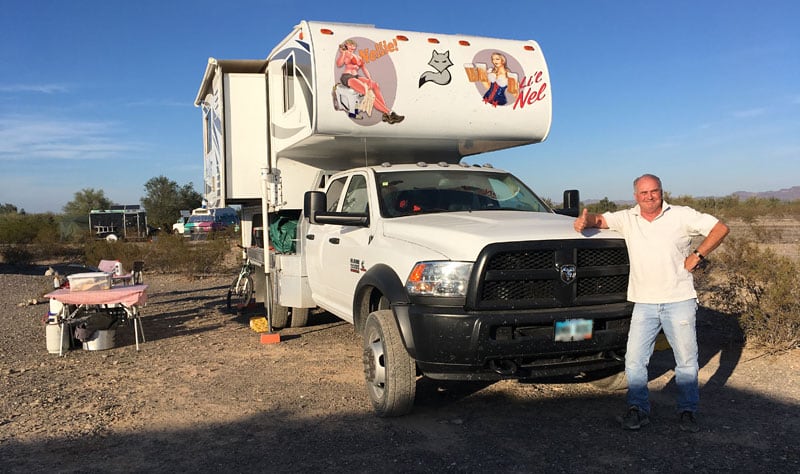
[303,191,369,227]
[304,191,326,225]
[554,189,580,217]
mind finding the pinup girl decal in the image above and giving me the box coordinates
[481,52,515,106]
[336,39,404,124]
[465,51,520,107]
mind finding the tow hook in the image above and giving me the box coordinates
[489,359,518,376]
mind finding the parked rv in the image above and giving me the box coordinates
[196,21,632,416]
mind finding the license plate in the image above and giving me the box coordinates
[554,319,593,342]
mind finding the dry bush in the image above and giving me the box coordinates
[701,235,800,351]
[83,233,236,277]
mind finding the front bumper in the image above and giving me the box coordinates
[399,301,632,381]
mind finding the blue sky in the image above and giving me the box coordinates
[1,0,798,214]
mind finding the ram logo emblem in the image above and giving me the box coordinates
[559,264,577,284]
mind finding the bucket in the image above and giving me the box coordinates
[83,329,116,351]
[45,320,69,354]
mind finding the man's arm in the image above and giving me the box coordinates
[685,221,730,271]
[574,208,609,233]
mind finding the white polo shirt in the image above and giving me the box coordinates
[603,201,719,304]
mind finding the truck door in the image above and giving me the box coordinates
[305,174,371,322]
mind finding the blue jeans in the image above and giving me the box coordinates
[625,299,699,414]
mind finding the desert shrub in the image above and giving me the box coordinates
[1,245,34,264]
[0,213,59,244]
[83,233,235,277]
[701,235,800,350]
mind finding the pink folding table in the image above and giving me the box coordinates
[45,284,148,355]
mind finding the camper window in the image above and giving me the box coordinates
[282,56,295,112]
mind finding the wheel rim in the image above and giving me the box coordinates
[364,334,387,397]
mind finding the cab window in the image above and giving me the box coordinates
[341,175,368,214]
[325,177,347,212]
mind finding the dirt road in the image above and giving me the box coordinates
[1,265,798,473]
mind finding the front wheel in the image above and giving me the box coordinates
[226,274,254,312]
[362,310,416,417]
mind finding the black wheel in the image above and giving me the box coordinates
[226,274,254,313]
[267,274,289,329]
[362,309,416,417]
[289,307,309,328]
[588,369,628,391]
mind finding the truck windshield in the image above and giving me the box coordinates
[376,169,551,217]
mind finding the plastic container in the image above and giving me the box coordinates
[83,329,116,351]
[45,320,69,354]
[68,272,112,291]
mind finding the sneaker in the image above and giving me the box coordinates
[622,406,650,430]
[382,112,405,124]
[679,411,700,433]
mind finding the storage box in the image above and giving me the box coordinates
[68,272,112,291]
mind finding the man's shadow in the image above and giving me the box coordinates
[649,305,745,392]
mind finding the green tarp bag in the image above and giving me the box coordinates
[268,216,297,253]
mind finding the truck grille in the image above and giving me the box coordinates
[468,240,629,310]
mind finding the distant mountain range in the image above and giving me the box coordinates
[585,186,800,205]
[732,186,800,201]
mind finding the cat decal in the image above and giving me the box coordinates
[418,50,453,87]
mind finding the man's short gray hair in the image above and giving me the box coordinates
[633,173,662,191]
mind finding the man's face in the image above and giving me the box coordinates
[634,177,663,214]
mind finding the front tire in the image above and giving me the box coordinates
[362,310,416,417]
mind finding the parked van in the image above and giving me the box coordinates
[184,207,239,235]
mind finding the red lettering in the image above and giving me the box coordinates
[513,82,548,110]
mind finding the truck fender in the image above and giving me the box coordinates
[353,264,418,359]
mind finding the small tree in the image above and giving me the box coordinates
[586,197,619,214]
[140,176,202,231]
[63,188,112,217]
[0,203,22,215]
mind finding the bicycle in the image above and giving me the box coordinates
[227,246,254,313]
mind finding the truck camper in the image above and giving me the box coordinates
[195,21,632,416]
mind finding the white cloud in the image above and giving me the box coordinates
[731,108,767,119]
[0,84,69,94]
[0,115,134,161]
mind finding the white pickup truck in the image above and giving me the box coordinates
[195,21,632,416]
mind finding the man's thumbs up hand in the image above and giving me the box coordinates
[574,208,589,233]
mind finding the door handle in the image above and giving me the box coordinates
[329,237,340,244]
[306,234,315,240]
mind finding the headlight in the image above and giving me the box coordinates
[405,261,473,297]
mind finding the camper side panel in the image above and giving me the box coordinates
[307,22,552,145]
[223,73,268,202]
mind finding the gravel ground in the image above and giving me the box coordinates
[0,262,798,473]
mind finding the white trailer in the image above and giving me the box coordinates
[195,21,631,416]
